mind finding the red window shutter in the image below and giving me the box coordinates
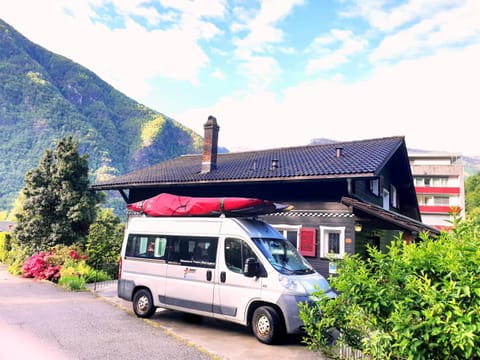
[299,228,316,257]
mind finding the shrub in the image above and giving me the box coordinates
[21,245,87,282]
[47,244,86,267]
[0,232,12,263]
[6,240,29,275]
[59,256,112,290]
[22,251,61,281]
[300,218,480,359]
[58,275,86,291]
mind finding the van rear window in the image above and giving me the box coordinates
[126,235,167,259]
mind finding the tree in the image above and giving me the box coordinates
[85,208,124,275]
[465,172,480,216]
[14,136,102,252]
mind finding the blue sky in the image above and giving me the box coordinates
[1,0,479,155]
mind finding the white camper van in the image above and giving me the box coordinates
[118,216,335,344]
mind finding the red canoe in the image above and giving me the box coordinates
[126,193,292,217]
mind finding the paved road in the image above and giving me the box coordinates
[0,264,326,359]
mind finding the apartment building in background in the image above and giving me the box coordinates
[409,152,465,231]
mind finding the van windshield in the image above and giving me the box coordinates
[252,238,315,275]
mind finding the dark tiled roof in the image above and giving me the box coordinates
[93,136,405,190]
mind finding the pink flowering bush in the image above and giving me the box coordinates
[22,245,88,282]
[22,251,61,281]
[22,245,111,290]
[68,249,87,261]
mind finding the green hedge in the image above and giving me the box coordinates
[300,218,480,359]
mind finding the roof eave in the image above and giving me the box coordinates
[91,172,378,191]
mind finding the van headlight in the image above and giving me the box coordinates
[279,275,307,295]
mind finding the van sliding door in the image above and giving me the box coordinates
[163,236,218,313]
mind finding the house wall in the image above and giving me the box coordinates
[124,162,418,279]
[263,204,356,279]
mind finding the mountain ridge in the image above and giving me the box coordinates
[0,18,203,210]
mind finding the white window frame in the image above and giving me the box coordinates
[272,224,301,249]
[319,226,345,259]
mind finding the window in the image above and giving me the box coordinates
[272,225,316,257]
[383,188,390,210]
[224,238,257,274]
[414,176,449,187]
[274,225,301,248]
[436,196,450,206]
[172,236,218,268]
[253,237,314,275]
[390,184,399,208]
[125,234,217,268]
[320,226,345,258]
[125,234,167,259]
[417,195,458,206]
[370,178,380,196]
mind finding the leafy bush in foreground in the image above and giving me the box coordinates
[300,218,480,359]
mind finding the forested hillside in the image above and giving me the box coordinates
[0,19,203,210]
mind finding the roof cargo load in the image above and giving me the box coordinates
[126,193,292,217]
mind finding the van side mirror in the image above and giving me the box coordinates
[243,257,259,278]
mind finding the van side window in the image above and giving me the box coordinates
[225,238,257,274]
[125,234,167,259]
[167,236,218,269]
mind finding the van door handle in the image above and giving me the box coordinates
[206,270,212,281]
[220,271,226,283]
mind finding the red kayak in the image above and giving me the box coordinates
[126,193,291,217]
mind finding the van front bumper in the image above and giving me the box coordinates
[277,294,311,334]
[278,288,336,335]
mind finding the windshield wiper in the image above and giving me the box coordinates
[272,263,295,274]
[293,268,314,275]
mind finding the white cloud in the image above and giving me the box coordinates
[176,42,480,155]
[231,0,304,85]
[233,0,304,55]
[342,0,464,32]
[306,29,368,72]
[238,56,281,90]
[211,68,226,80]
[371,0,480,63]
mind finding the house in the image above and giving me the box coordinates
[93,116,439,278]
[408,152,465,230]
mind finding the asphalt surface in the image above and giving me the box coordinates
[0,264,326,359]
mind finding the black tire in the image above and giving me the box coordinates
[252,306,284,344]
[132,289,156,318]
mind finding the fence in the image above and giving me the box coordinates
[90,263,119,291]
[335,345,370,359]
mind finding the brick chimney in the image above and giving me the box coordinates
[201,115,220,173]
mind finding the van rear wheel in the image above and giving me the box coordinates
[133,289,156,318]
[252,306,283,344]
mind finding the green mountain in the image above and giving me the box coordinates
[0,19,203,210]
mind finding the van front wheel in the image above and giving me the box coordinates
[252,306,283,344]
[133,289,156,318]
